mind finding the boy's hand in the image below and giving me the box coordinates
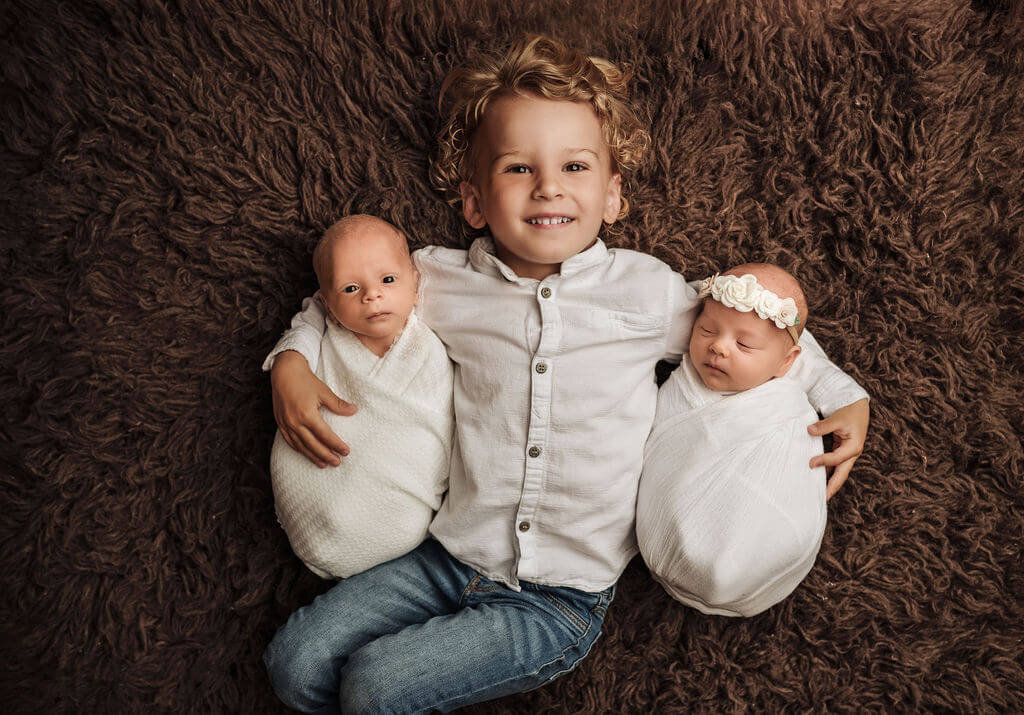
[271,350,357,468]
[807,398,870,500]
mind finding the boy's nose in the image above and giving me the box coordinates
[532,170,564,199]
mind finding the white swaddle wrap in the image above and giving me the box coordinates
[270,311,454,579]
[638,358,826,616]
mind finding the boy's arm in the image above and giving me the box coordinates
[789,330,871,500]
[264,297,356,468]
[788,330,869,416]
[262,296,327,373]
[663,273,699,361]
[808,397,869,499]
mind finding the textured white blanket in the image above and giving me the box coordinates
[638,358,826,616]
[270,312,454,578]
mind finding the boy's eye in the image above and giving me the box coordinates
[382,275,396,284]
[342,285,359,294]
[564,162,588,172]
[504,164,530,174]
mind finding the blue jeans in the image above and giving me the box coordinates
[264,539,614,714]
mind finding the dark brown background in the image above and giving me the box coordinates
[2,0,1022,711]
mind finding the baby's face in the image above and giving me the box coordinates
[689,299,797,392]
[318,229,418,355]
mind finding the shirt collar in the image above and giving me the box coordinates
[468,236,609,283]
[560,238,608,277]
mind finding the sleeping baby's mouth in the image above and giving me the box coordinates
[705,362,727,375]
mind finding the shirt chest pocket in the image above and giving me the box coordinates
[587,308,662,340]
[524,308,663,354]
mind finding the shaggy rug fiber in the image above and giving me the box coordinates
[2,0,1022,711]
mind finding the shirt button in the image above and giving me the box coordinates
[540,287,552,299]
[535,362,548,374]
[519,521,531,532]
[528,446,541,458]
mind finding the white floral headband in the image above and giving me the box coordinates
[697,273,802,344]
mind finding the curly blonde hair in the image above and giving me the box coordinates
[431,35,650,220]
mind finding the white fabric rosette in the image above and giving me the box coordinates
[714,273,760,311]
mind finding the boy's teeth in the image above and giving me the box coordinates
[527,217,572,225]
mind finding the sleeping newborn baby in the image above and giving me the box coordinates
[268,215,454,579]
[637,264,827,616]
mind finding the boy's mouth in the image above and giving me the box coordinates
[525,216,574,226]
[367,311,391,321]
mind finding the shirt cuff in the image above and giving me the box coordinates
[261,336,319,372]
[808,377,870,417]
[262,296,325,372]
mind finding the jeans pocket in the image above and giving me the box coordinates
[535,584,612,638]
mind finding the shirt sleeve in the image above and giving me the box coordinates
[261,296,327,372]
[787,330,870,417]
[663,274,700,362]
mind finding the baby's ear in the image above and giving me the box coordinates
[774,344,802,378]
[460,181,487,229]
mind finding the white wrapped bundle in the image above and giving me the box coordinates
[638,358,826,616]
[270,312,454,579]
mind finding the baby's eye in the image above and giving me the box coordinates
[342,285,359,294]
[382,275,396,284]
[564,161,588,172]
[737,342,755,351]
[699,326,714,334]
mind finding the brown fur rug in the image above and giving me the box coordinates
[2,0,1022,711]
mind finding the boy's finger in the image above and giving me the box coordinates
[278,429,295,453]
[295,425,343,466]
[810,438,862,469]
[807,416,835,436]
[308,418,350,458]
[321,388,357,416]
[809,450,843,469]
[826,460,854,500]
[283,430,325,468]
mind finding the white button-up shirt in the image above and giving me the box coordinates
[266,238,868,592]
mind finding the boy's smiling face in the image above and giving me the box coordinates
[460,93,622,280]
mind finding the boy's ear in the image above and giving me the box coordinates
[774,344,802,378]
[412,268,420,307]
[603,173,623,224]
[460,181,487,229]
